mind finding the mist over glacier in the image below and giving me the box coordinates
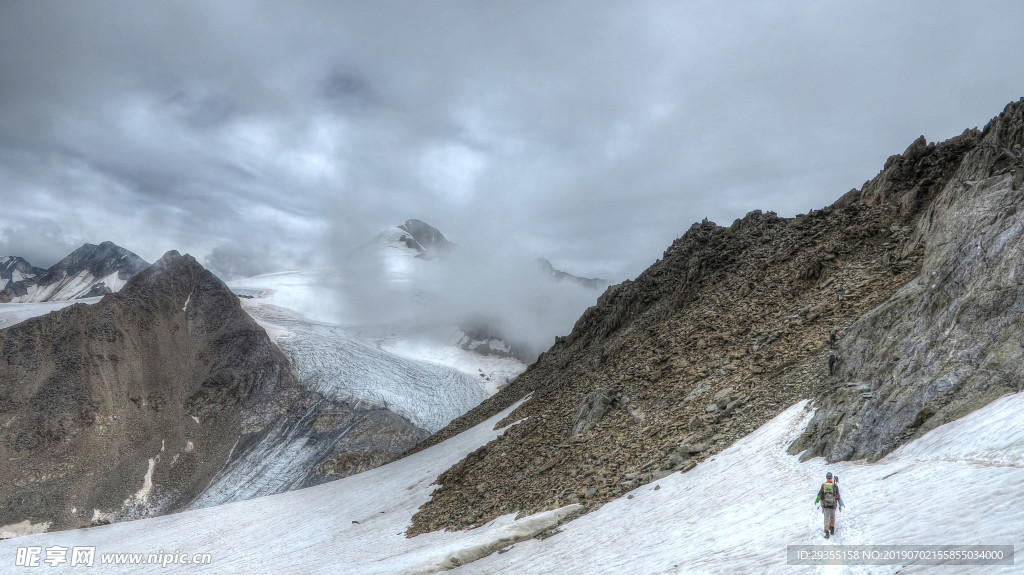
[329,232,604,362]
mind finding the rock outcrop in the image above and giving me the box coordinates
[407,98,1024,535]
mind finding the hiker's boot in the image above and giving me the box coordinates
[824,529,830,539]
[830,526,835,535]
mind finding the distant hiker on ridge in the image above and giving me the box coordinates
[828,328,844,348]
[814,471,843,538]
[828,352,839,376]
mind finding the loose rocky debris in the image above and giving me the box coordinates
[409,98,1024,538]
[408,190,926,536]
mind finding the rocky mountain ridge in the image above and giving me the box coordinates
[407,97,1024,535]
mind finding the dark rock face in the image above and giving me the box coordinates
[407,97,1024,535]
[0,251,294,530]
[188,391,428,508]
[398,219,450,259]
[789,97,1024,462]
[0,242,149,303]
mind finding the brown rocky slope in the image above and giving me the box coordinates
[409,98,1024,535]
[0,251,425,532]
[0,251,282,531]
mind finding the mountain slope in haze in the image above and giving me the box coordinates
[0,242,149,303]
[352,219,451,276]
[0,251,425,532]
[408,97,1024,535]
[397,218,451,259]
[534,257,608,289]
[311,218,607,364]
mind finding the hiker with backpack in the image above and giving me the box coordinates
[828,352,839,376]
[814,471,843,538]
[828,329,844,348]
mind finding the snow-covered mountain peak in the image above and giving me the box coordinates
[397,218,450,259]
[358,218,452,265]
[0,242,149,303]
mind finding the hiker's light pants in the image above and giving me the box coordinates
[822,506,836,529]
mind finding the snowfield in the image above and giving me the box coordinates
[0,297,103,328]
[3,390,1021,574]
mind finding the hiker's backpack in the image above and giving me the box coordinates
[822,482,837,508]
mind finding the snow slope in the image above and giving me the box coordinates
[3,391,1020,573]
[0,398,581,574]
[467,394,1024,575]
[227,269,344,324]
[380,332,524,397]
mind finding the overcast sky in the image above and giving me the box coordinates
[2,1,1023,280]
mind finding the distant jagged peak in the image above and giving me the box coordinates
[354,218,453,263]
[0,255,46,277]
[46,241,150,280]
[534,258,608,290]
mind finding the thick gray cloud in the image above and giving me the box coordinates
[1,0,1023,283]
